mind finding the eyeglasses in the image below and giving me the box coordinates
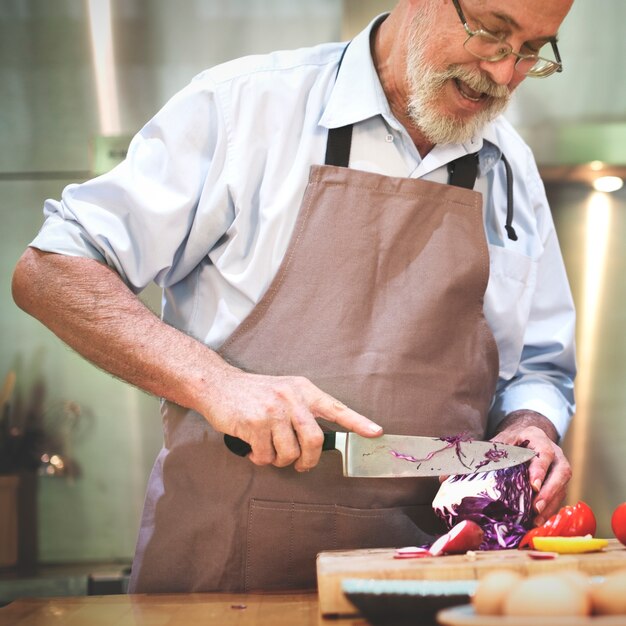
[451,0,563,78]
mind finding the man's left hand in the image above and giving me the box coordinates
[491,409,572,526]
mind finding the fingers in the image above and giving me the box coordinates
[226,374,379,472]
[261,405,324,471]
[532,445,572,525]
[248,418,300,468]
[290,384,382,471]
[292,417,324,472]
[525,438,571,524]
[310,393,382,437]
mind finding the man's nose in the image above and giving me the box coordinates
[478,55,518,86]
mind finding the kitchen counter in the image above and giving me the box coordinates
[0,562,131,606]
[0,592,375,626]
[0,591,450,626]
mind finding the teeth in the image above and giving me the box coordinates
[455,79,483,102]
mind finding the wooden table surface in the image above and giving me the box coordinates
[0,592,378,626]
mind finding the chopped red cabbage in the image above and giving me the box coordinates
[431,462,534,550]
[391,433,479,471]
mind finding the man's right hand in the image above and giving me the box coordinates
[199,367,383,472]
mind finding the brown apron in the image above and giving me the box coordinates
[128,124,499,594]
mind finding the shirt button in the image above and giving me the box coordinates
[385,134,394,143]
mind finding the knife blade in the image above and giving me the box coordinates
[223,433,536,477]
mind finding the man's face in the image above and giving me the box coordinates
[405,0,572,145]
[406,7,510,146]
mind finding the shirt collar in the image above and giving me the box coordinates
[409,117,506,178]
[319,14,396,130]
[477,123,504,176]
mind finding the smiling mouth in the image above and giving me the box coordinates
[454,78,486,103]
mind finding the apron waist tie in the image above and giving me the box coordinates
[499,153,518,241]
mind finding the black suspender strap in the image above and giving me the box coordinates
[447,153,478,190]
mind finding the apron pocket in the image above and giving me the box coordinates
[485,244,539,379]
[245,498,435,592]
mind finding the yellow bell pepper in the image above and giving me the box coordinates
[531,536,608,554]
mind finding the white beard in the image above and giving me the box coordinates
[405,10,511,145]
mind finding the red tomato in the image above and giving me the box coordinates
[611,502,626,546]
[571,501,596,536]
[518,501,597,549]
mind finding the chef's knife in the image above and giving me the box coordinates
[223,432,536,477]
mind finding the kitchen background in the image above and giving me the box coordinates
[0,0,624,572]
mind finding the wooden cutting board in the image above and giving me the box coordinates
[316,539,626,615]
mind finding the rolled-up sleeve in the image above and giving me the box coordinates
[31,73,232,293]
[489,162,576,440]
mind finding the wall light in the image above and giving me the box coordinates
[86,0,120,136]
[567,191,613,505]
[592,176,624,193]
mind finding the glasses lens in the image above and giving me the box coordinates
[466,34,562,78]
[515,56,541,75]
[464,32,511,61]
[523,58,560,77]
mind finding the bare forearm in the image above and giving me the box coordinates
[11,248,230,413]
[12,248,382,471]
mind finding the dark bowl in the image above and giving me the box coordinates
[341,578,477,625]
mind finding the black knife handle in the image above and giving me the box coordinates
[223,434,252,456]
[224,432,338,457]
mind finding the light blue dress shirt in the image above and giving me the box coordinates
[31,15,576,437]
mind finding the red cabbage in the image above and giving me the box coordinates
[431,463,534,550]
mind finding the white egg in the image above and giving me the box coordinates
[472,569,523,616]
[504,573,591,617]
[589,569,626,615]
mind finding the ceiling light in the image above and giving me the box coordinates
[592,176,624,193]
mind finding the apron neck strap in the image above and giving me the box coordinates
[325,125,353,167]
[447,153,478,189]
[326,129,480,195]
[324,41,353,168]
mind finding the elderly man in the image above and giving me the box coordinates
[13,0,576,592]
